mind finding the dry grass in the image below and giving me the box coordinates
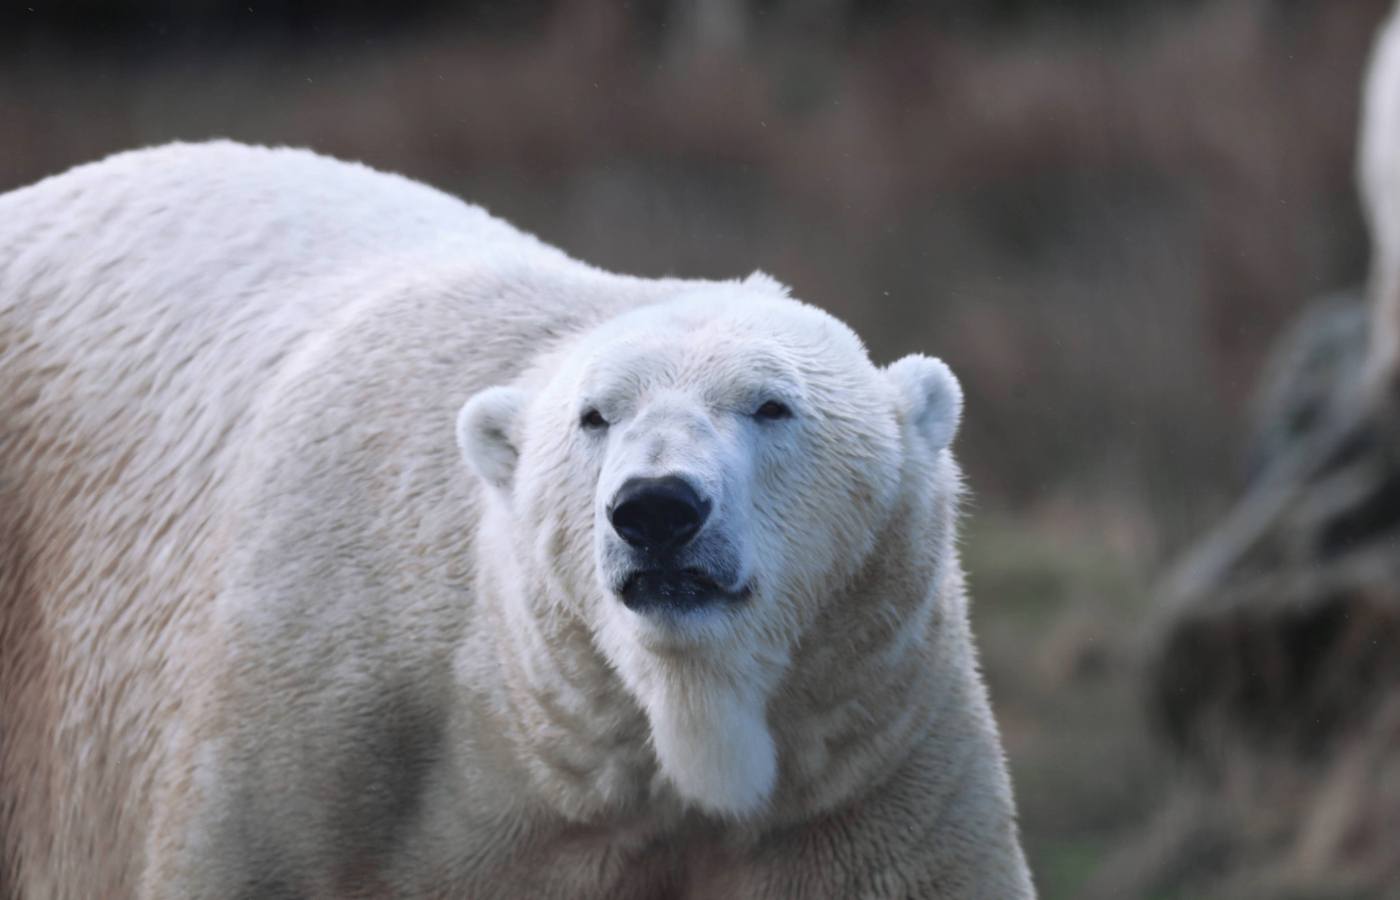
[962,509,1162,899]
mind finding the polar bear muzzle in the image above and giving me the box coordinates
[608,475,750,613]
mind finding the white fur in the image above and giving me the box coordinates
[457,385,527,489]
[0,142,1033,899]
[887,354,964,452]
[1361,2,1400,391]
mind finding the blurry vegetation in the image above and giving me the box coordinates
[5,1,1398,897]
[963,509,1161,899]
[2,0,1385,549]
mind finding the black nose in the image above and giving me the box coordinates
[609,476,712,552]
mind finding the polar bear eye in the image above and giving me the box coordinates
[580,408,609,430]
[753,400,793,421]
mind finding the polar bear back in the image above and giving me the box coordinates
[0,142,655,898]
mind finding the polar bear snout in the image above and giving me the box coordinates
[608,475,712,552]
[606,475,750,613]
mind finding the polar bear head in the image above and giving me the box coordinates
[456,273,962,818]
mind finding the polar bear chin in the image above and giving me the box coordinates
[598,613,781,817]
[646,680,777,818]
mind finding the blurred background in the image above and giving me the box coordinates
[5,1,1399,896]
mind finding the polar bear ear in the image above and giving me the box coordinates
[456,386,527,490]
[742,271,791,297]
[885,354,963,452]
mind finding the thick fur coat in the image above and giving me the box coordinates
[0,142,1033,899]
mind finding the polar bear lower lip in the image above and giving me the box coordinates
[618,569,748,613]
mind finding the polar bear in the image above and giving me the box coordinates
[0,142,1032,899]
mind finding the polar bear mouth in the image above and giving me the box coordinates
[618,568,750,613]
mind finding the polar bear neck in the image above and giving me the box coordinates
[594,617,789,820]
[762,457,968,823]
[462,506,663,824]
[466,458,968,832]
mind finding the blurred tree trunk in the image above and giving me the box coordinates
[1107,288,1400,896]
[1116,7,1400,896]
[1150,289,1400,765]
